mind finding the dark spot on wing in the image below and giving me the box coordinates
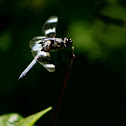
[43,23,57,29]
[39,42,44,46]
[37,56,54,64]
[51,40,54,44]
[48,33,55,38]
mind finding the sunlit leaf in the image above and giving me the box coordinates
[0,113,23,126]
[16,106,52,126]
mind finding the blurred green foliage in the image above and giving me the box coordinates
[1,0,126,126]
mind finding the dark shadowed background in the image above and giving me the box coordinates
[1,0,126,125]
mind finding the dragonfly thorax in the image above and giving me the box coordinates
[41,38,65,52]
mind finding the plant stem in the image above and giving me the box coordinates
[50,47,75,126]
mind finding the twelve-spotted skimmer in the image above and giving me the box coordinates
[19,16,73,79]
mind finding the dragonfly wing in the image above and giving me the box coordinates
[32,51,55,72]
[29,36,47,50]
[39,62,55,72]
[42,16,58,38]
[19,51,55,79]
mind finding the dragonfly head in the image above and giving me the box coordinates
[65,38,73,48]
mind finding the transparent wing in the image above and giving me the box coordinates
[42,16,58,38]
[19,51,55,79]
[32,51,55,72]
[29,36,47,51]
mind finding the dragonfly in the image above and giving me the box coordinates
[19,16,73,79]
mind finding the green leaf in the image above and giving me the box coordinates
[0,113,24,126]
[16,106,52,126]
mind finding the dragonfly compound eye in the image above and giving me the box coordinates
[66,38,73,48]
